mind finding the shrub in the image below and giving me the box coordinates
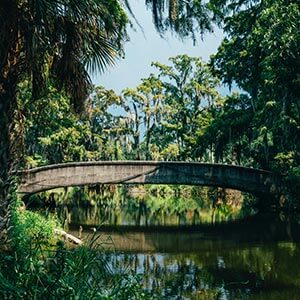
[0,207,151,299]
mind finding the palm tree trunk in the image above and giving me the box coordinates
[0,78,18,247]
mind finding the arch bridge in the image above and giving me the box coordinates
[18,161,281,198]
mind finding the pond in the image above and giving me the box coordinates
[31,186,300,299]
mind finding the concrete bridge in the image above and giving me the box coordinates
[18,161,281,198]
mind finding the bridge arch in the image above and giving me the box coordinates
[19,161,281,198]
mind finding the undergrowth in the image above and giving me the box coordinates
[0,200,152,299]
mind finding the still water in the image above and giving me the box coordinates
[68,218,300,300]
[43,187,300,299]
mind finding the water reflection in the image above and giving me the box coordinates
[71,231,300,299]
[47,185,249,228]
[66,213,300,300]
[27,186,300,299]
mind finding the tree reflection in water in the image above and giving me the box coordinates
[50,185,248,228]
[27,186,300,299]
[99,242,300,299]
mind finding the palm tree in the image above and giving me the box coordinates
[0,0,216,245]
[0,0,128,244]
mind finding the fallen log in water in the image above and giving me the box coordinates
[54,228,83,245]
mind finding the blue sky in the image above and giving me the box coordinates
[92,0,224,94]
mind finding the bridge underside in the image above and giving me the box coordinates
[18,161,280,198]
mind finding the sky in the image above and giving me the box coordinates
[92,0,224,94]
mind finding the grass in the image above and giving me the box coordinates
[0,200,152,299]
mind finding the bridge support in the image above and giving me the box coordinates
[254,186,290,212]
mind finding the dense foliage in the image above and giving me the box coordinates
[0,1,299,298]
[0,0,129,244]
[22,55,222,164]
[1,0,298,243]
[209,0,300,200]
[22,49,299,203]
[1,206,150,299]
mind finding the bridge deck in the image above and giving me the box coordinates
[18,161,280,196]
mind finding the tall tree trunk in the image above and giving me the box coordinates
[132,103,140,159]
[145,114,152,160]
[0,77,18,247]
[0,8,21,246]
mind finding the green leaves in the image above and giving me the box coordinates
[0,0,129,114]
[122,55,221,161]
[210,0,300,172]
[21,54,223,164]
